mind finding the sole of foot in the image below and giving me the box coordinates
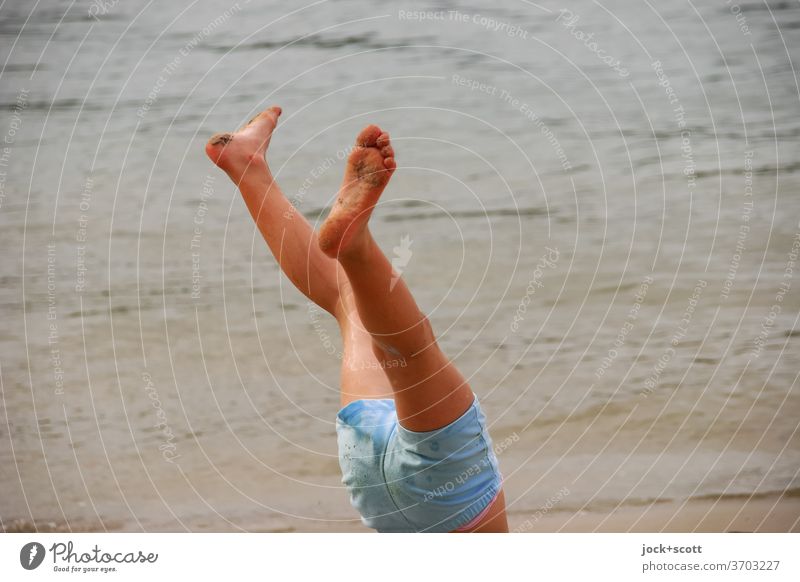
[318,124,396,258]
[205,106,282,177]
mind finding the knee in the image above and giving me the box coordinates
[371,315,438,362]
[371,339,400,365]
[413,315,437,354]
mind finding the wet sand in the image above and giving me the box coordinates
[509,494,800,533]
[5,493,797,533]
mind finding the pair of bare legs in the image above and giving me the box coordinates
[205,106,508,532]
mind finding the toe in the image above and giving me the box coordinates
[383,157,396,171]
[376,132,390,148]
[381,145,394,158]
[356,124,382,147]
[244,106,281,129]
[266,105,282,120]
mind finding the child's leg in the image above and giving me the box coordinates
[205,107,392,402]
[205,107,342,315]
[338,309,394,405]
[319,125,474,432]
[322,125,509,532]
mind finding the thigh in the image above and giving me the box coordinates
[463,489,509,533]
[378,342,475,432]
[339,315,394,406]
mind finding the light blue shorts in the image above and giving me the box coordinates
[336,395,502,532]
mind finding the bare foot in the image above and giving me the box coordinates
[205,106,281,179]
[318,125,396,258]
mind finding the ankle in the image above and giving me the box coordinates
[336,229,374,264]
[231,156,272,186]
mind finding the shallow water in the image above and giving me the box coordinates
[1,0,799,531]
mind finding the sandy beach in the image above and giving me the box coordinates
[1,0,799,533]
[510,494,800,534]
[5,492,797,534]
